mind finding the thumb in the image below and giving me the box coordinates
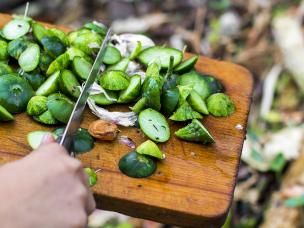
[40,133,55,146]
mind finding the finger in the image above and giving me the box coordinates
[40,133,55,146]
[78,170,96,214]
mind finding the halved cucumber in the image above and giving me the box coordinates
[188,90,209,115]
[90,90,117,106]
[99,70,130,91]
[107,58,130,72]
[118,74,141,103]
[119,151,157,178]
[27,131,55,149]
[72,56,92,80]
[59,70,81,99]
[47,93,74,124]
[103,46,121,65]
[0,104,14,121]
[36,71,60,96]
[2,19,30,40]
[137,140,165,159]
[169,102,202,121]
[18,44,40,72]
[33,110,59,125]
[26,96,48,116]
[174,55,199,74]
[138,108,170,143]
[138,46,183,68]
[175,119,214,144]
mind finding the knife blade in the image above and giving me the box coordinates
[58,27,112,155]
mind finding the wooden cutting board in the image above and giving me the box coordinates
[0,13,253,227]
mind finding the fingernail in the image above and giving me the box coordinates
[40,133,55,145]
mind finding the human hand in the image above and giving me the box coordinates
[0,134,95,228]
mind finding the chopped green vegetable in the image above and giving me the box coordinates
[36,71,60,96]
[46,52,70,76]
[0,40,8,60]
[20,70,46,90]
[161,88,179,116]
[0,104,14,121]
[72,56,92,81]
[47,93,75,123]
[41,36,66,58]
[103,46,121,65]
[118,74,141,103]
[119,151,157,178]
[59,69,81,99]
[136,140,165,159]
[188,90,209,115]
[169,102,202,121]
[174,55,199,74]
[130,97,147,113]
[107,57,130,72]
[84,168,98,186]
[32,22,50,43]
[138,46,183,68]
[33,109,59,125]
[206,93,235,117]
[129,41,142,60]
[90,90,118,106]
[84,21,107,36]
[18,44,41,72]
[0,74,34,113]
[27,96,48,116]
[175,119,214,144]
[0,62,13,76]
[138,108,170,142]
[7,37,31,59]
[99,70,130,91]
[27,131,55,149]
[2,19,30,40]
[39,52,53,72]
[284,195,304,208]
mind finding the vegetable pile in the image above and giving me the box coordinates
[0,15,235,179]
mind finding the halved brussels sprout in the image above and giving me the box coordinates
[99,70,130,91]
[207,93,235,117]
[27,95,48,116]
[47,93,75,123]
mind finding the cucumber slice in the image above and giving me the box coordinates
[169,102,202,121]
[119,151,157,178]
[36,71,60,96]
[130,97,147,113]
[47,93,74,124]
[99,70,130,91]
[33,110,59,125]
[18,44,40,72]
[59,70,81,99]
[103,46,121,65]
[175,119,214,144]
[53,127,94,154]
[27,96,48,116]
[0,104,14,121]
[174,55,199,74]
[47,53,70,76]
[84,168,98,186]
[188,90,209,115]
[2,19,30,40]
[27,131,55,149]
[90,90,117,105]
[137,140,165,159]
[138,46,183,68]
[138,108,170,142]
[107,58,130,72]
[118,75,141,103]
[72,56,92,80]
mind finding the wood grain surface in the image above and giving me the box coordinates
[0,13,253,227]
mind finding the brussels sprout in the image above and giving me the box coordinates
[41,36,66,58]
[72,56,92,80]
[36,71,60,96]
[66,47,92,62]
[187,90,209,115]
[206,93,235,117]
[32,22,50,43]
[2,19,30,40]
[119,151,157,178]
[47,93,74,123]
[0,74,34,114]
[0,62,13,76]
[68,29,103,56]
[7,37,31,59]
[49,28,69,46]
[18,44,40,72]
[169,102,202,121]
[107,57,130,72]
[174,55,199,74]
[59,70,81,99]
[99,70,130,91]
[84,168,98,186]
[175,119,214,144]
[46,52,70,76]
[90,90,117,106]
[161,88,179,116]
[103,46,121,65]
[118,74,141,103]
[19,69,46,90]
[39,52,54,72]
[26,96,48,116]
[0,40,8,60]
[130,97,147,113]
[33,110,59,125]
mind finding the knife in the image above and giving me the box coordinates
[58,27,112,155]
